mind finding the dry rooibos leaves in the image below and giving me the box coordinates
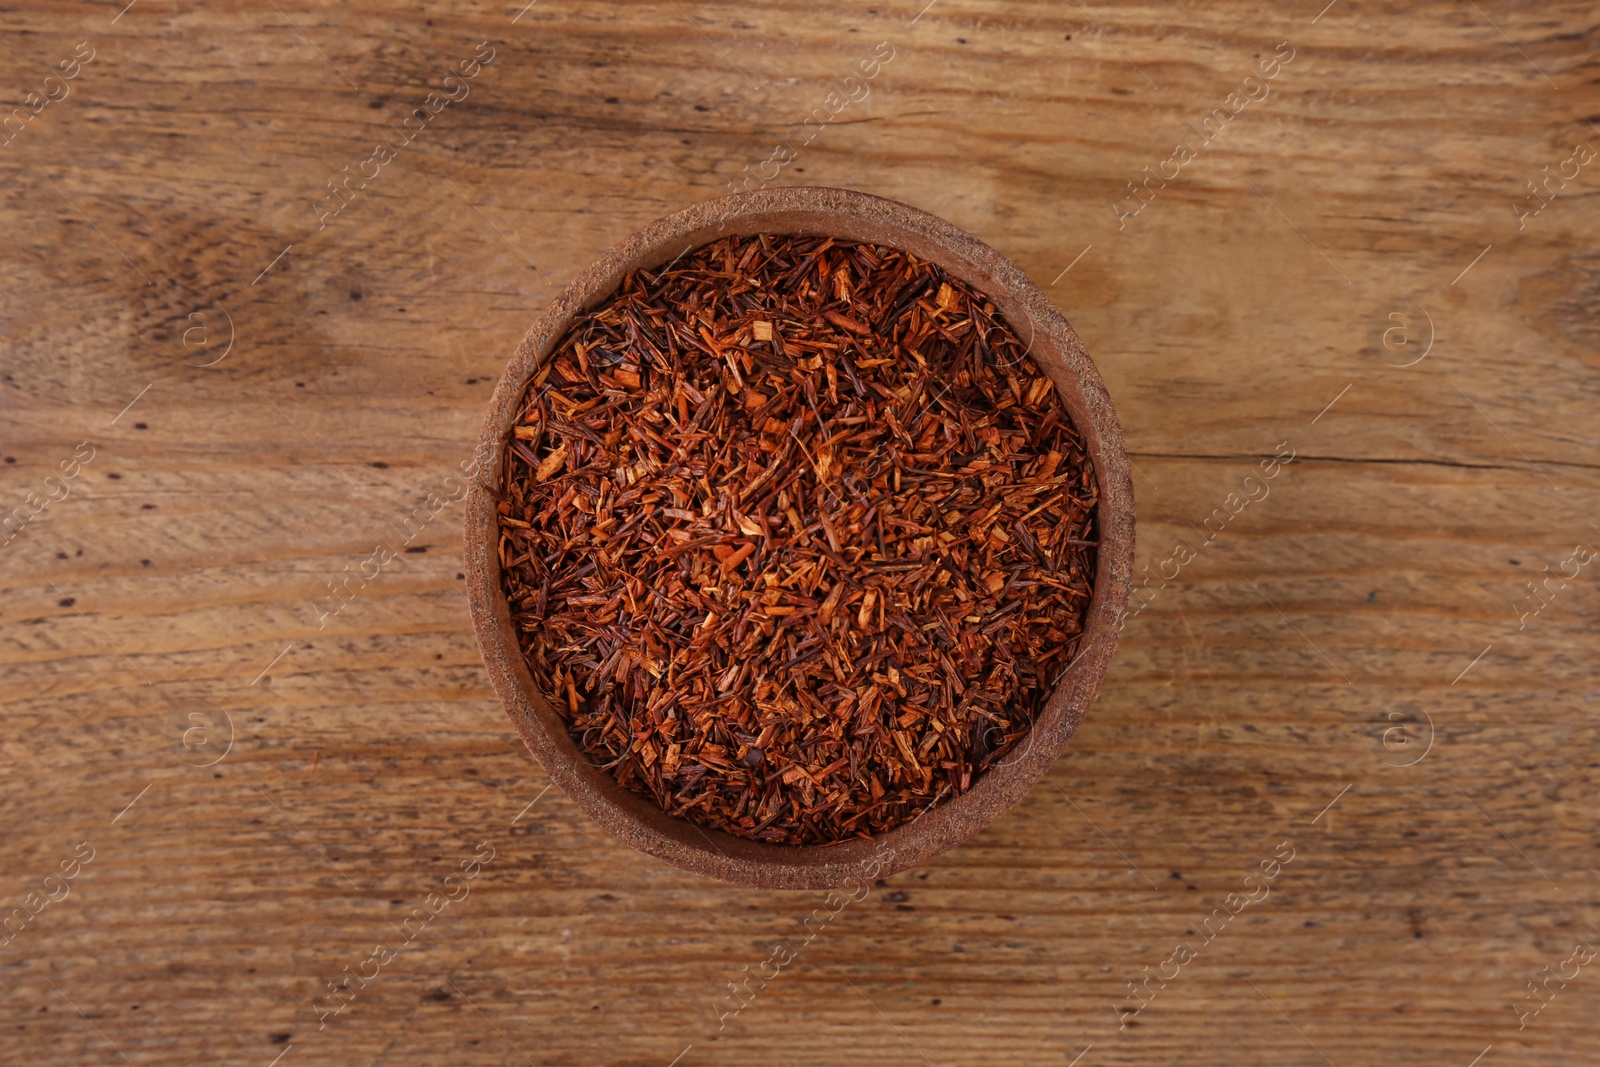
[496,233,1097,845]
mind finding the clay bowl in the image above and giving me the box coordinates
[465,186,1133,889]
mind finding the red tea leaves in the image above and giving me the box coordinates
[496,233,1097,846]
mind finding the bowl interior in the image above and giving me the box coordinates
[465,187,1133,889]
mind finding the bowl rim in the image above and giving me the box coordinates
[464,186,1134,889]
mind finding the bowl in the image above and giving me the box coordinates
[464,186,1133,889]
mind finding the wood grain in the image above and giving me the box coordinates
[2,2,1596,1065]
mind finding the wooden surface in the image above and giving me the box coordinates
[2,2,1596,1065]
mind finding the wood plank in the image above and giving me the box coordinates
[2,1,1595,1064]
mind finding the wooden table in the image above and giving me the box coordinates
[3,2,1595,1064]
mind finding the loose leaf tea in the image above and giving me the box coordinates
[496,233,1097,846]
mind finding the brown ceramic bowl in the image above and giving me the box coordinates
[465,187,1133,889]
